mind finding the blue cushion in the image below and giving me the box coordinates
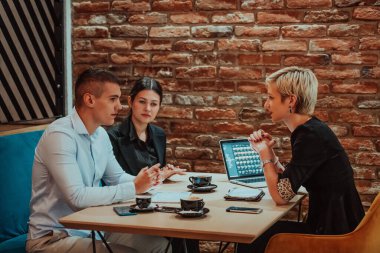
[0,130,44,243]
[0,234,27,253]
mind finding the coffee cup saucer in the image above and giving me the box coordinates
[187,184,217,192]
[176,207,210,218]
[130,204,156,212]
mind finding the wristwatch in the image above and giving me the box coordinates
[261,159,275,167]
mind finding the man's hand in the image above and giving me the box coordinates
[161,164,186,179]
[134,163,161,194]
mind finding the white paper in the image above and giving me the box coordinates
[151,192,191,203]
[227,188,262,198]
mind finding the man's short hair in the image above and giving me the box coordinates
[266,66,318,115]
[74,68,122,107]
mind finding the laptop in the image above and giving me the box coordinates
[220,138,267,188]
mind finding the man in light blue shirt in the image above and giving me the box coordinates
[26,68,169,253]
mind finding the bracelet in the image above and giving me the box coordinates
[261,156,279,168]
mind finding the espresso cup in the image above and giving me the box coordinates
[189,175,212,187]
[180,197,205,211]
[136,196,151,209]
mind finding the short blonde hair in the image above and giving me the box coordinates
[266,66,318,115]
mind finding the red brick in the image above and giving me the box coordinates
[193,81,235,92]
[262,40,307,51]
[73,52,108,64]
[287,0,332,8]
[173,40,214,52]
[239,108,267,121]
[331,81,378,94]
[174,95,215,106]
[328,24,359,37]
[281,25,326,37]
[330,110,376,124]
[172,122,213,133]
[241,0,284,10]
[110,25,148,37]
[152,0,193,11]
[196,0,236,10]
[334,0,366,7]
[152,53,192,64]
[318,83,330,94]
[353,166,377,180]
[304,10,349,23]
[328,124,349,137]
[332,53,378,65]
[217,95,258,106]
[167,134,193,145]
[111,53,149,64]
[128,13,167,24]
[257,11,302,24]
[219,67,262,79]
[212,12,255,23]
[235,26,279,37]
[314,67,360,79]
[284,54,330,66]
[238,54,281,65]
[310,39,357,51]
[359,37,380,50]
[159,79,191,92]
[73,14,108,26]
[340,138,375,151]
[194,161,225,173]
[353,7,380,20]
[195,108,236,120]
[237,81,267,93]
[73,2,109,13]
[73,26,109,38]
[93,39,132,50]
[218,39,259,51]
[158,106,193,119]
[353,125,380,137]
[133,66,173,78]
[176,66,216,78]
[314,110,329,122]
[316,96,355,108]
[112,0,150,11]
[108,66,132,78]
[192,26,233,38]
[214,122,254,134]
[170,13,209,24]
[175,147,213,159]
[107,14,127,24]
[194,135,222,147]
[361,66,380,78]
[260,123,291,136]
[218,54,237,65]
[133,40,172,51]
[358,99,380,109]
[73,40,91,51]
[195,54,218,65]
[150,26,190,37]
[355,153,380,166]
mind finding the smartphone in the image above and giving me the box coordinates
[113,206,137,216]
[226,206,263,214]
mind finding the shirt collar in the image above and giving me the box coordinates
[71,108,100,137]
[127,115,153,143]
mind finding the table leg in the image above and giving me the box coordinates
[297,201,302,222]
[91,231,96,253]
[96,231,113,253]
[165,237,172,253]
[182,239,188,253]
[218,242,231,253]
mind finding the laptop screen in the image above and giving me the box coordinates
[220,139,264,179]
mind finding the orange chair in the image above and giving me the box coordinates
[265,193,380,253]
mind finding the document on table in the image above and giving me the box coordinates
[152,192,191,203]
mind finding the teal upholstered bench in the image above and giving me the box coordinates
[0,126,46,253]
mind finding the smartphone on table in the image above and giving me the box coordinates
[113,206,137,216]
[226,206,263,214]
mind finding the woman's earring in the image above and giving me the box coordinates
[289,107,293,113]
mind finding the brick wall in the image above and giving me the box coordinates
[72,0,380,206]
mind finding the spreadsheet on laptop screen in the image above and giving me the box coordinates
[221,140,263,178]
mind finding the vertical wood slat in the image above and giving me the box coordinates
[0,0,64,123]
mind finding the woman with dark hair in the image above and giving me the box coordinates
[107,77,199,253]
[108,77,186,179]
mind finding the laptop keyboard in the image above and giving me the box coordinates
[238,177,265,183]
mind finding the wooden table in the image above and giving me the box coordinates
[60,173,304,244]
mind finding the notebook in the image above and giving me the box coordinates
[220,138,267,188]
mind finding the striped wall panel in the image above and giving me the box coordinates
[0,0,64,123]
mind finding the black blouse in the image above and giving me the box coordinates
[278,117,364,235]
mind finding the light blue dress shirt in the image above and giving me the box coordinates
[28,109,136,240]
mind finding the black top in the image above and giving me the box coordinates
[280,117,364,235]
[107,116,166,176]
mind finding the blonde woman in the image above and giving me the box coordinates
[238,67,364,253]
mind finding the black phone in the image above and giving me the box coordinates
[226,206,263,214]
[113,206,137,216]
